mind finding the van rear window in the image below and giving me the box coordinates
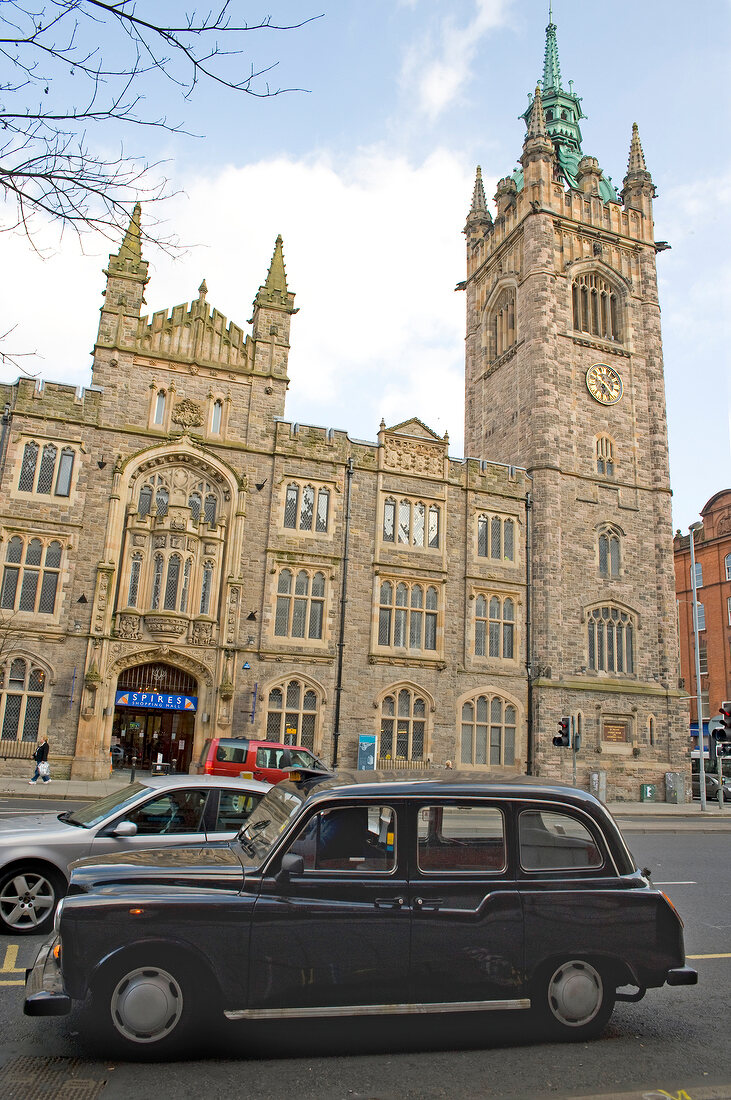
[215,742,248,764]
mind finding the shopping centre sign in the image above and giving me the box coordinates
[115,691,198,712]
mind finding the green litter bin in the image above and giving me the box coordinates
[640,782,656,802]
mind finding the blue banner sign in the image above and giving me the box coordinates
[115,691,197,712]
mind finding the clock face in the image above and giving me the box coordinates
[586,363,623,405]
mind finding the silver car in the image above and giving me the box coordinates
[0,774,270,935]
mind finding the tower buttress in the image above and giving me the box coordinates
[621,122,656,221]
[95,204,149,363]
[249,235,297,420]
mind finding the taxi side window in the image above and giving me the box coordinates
[519,809,604,871]
[417,805,506,872]
[288,806,396,872]
[215,791,260,832]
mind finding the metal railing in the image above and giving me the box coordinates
[0,739,38,760]
[377,757,433,771]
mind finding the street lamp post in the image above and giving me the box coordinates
[689,521,706,811]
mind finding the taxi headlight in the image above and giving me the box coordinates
[53,897,65,936]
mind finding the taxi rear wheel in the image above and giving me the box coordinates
[535,958,615,1040]
[91,951,213,1058]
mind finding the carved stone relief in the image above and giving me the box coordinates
[171,399,204,428]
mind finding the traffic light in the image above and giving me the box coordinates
[714,702,731,757]
[553,717,571,748]
[721,702,731,736]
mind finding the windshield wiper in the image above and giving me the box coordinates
[59,813,85,828]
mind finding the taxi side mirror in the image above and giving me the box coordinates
[277,852,304,888]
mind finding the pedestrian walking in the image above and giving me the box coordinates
[30,736,51,784]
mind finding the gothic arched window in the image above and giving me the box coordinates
[598,526,621,578]
[587,605,635,674]
[0,658,46,742]
[460,693,516,766]
[379,688,427,761]
[596,435,615,477]
[265,679,320,750]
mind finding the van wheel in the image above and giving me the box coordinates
[535,959,615,1040]
[91,952,210,1058]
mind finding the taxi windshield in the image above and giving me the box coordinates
[237,783,304,863]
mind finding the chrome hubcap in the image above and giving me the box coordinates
[110,966,184,1044]
[0,872,55,929]
[547,961,603,1027]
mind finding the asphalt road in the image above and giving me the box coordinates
[0,825,729,1099]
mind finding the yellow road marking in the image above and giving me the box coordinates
[1,945,25,973]
[687,952,731,959]
[0,980,24,986]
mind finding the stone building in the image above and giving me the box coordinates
[0,18,688,797]
[460,17,688,792]
[673,490,731,745]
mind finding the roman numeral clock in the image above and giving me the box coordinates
[585,363,623,405]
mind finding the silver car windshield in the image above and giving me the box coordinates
[65,782,151,828]
[237,784,304,863]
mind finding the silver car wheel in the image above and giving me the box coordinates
[546,960,603,1028]
[0,870,57,931]
[110,966,184,1044]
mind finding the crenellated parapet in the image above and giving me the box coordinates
[134,281,250,371]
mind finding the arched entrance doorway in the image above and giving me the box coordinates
[112,662,198,772]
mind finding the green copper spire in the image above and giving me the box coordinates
[517,16,618,203]
[543,15,561,92]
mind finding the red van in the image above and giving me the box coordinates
[195,737,328,784]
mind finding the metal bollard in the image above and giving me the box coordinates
[130,755,137,784]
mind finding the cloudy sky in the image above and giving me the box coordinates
[2,0,729,532]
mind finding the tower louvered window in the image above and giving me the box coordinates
[573,273,621,341]
[493,288,516,358]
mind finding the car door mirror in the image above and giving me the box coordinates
[277,852,304,888]
[108,820,138,838]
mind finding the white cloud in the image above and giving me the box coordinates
[1,146,478,454]
[400,0,515,120]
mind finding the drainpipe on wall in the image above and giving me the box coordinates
[525,488,534,775]
[331,457,354,768]
[0,402,12,483]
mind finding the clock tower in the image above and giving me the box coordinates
[462,17,687,790]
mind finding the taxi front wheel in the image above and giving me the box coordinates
[90,951,214,1058]
[534,958,616,1041]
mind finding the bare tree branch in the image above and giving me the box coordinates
[0,2,321,246]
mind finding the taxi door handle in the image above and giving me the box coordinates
[374,896,405,909]
[413,897,444,911]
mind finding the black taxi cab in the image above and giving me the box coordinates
[24,771,696,1056]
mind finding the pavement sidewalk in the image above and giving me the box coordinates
[1,772,730,828]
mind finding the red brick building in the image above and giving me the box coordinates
[674,490,731,742]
